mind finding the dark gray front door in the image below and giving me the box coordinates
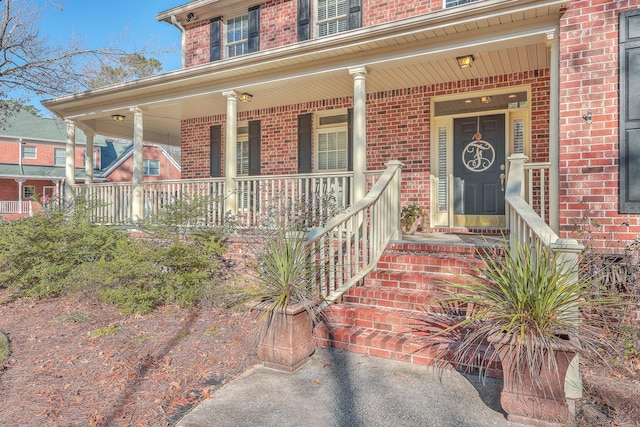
[453,114,506,227]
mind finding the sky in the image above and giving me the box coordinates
[31,0,185,108]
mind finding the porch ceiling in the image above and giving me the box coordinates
[42,0,566,147]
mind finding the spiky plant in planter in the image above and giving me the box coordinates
[433,241,620,426]
[245,222,321,372]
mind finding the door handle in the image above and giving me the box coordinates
[500,173,506,191]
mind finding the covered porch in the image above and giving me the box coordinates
[42,0,566,234]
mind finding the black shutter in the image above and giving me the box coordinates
[248,5,260,53]
[347,108,353,171]
[348,0,362,30]
[298,113,313,173]
[248,120,261,176]
[620,9,640,213]
[297,0,310,41]
[210,17,222,62]
[209,125,221,177]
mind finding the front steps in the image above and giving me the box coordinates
[314,235,503,378]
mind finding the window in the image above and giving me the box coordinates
[317,0,348,37]
[445,0,478,7]
[84,150,99,169]
[316,113,348,171]
[22,146,36,159]
[54,148,66,166]
[226,15,248,58]
[24,186,36,199]
[143,160,160,176]
[237,140,249,175]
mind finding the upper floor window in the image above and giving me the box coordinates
[227,15,249,58]
[143,159,160,176]
[445,0,478,7]
[317,0,348,37]
[54,148,65,166]
[84,149,99,169]
[22,146,36,159]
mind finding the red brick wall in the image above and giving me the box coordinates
[365,0,439,27]
[182,70,550,214]
[261,0,298,50]
[185,20,211,68]
[0,141,91,168]
[182,0,451,67]
[559,1,640,251]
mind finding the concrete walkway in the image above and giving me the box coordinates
[176,348,520,427]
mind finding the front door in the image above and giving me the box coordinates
[453,114,506,227]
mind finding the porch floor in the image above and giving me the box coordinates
[395,231,507,247]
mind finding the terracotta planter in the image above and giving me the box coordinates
[490,334,579,426]
[254,302,316,372]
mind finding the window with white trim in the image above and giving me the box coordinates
[143,159,160,176]
[84,150,99,169]
[54,148,65,166]
[24,185,36,199]
[317,0,348,37]
[316,112,348,171]
[226,15,248,58]
[22,146,36,159]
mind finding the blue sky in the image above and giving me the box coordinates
[29,1,184,108]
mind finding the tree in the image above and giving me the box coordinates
[86,53,163,89]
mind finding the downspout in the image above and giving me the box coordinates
[170,15,187,69]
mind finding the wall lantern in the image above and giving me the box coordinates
[582,110,592,124]
[186,12,197,22]
[456,55,474,69]
[111,114,126,121]
[239,92,253,103]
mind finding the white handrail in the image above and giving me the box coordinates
[306,161,403,307]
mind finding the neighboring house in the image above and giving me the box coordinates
[0,110,180,220]
[40,0,639,251]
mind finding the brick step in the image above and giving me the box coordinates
[314,322,502,379]
[342,285,446,313]
[364,269,467,290]
[320,304,433,333]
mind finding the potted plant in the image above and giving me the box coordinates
[400,204,424,235]
[245,222,320,372]
[432,241,616,426]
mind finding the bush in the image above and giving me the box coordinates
[0,199,230,314]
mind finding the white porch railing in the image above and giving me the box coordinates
[524,161,551,223]
[0,201,32,215]
[71,179,225,225]
[506,154,582,254]
[306,161,403,306]
[234,172,352,227]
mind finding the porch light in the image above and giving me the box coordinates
[481,96,492,104]
[456,55,474,68]
[186,12,197,22]
[111,114,126,121]
[239,92,253,103]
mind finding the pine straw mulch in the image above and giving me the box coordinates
[0,291,259,427]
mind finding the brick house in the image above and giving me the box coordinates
[41,0,640,251]
[0,110,180,220]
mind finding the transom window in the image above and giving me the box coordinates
[54,148,65,166]
[22,146,36,159]
[317,0,348,37]
[143,159,160,176]
[227,15,248,58]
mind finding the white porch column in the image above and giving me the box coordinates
[131,107,144,221]
[64,119,76,204]
[349,66,368,202]
[85,131,95,184]
[14,178,25,213]
[547,30,560,233]
[222,90,238,215]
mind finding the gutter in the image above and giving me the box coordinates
[170,15,187,69]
